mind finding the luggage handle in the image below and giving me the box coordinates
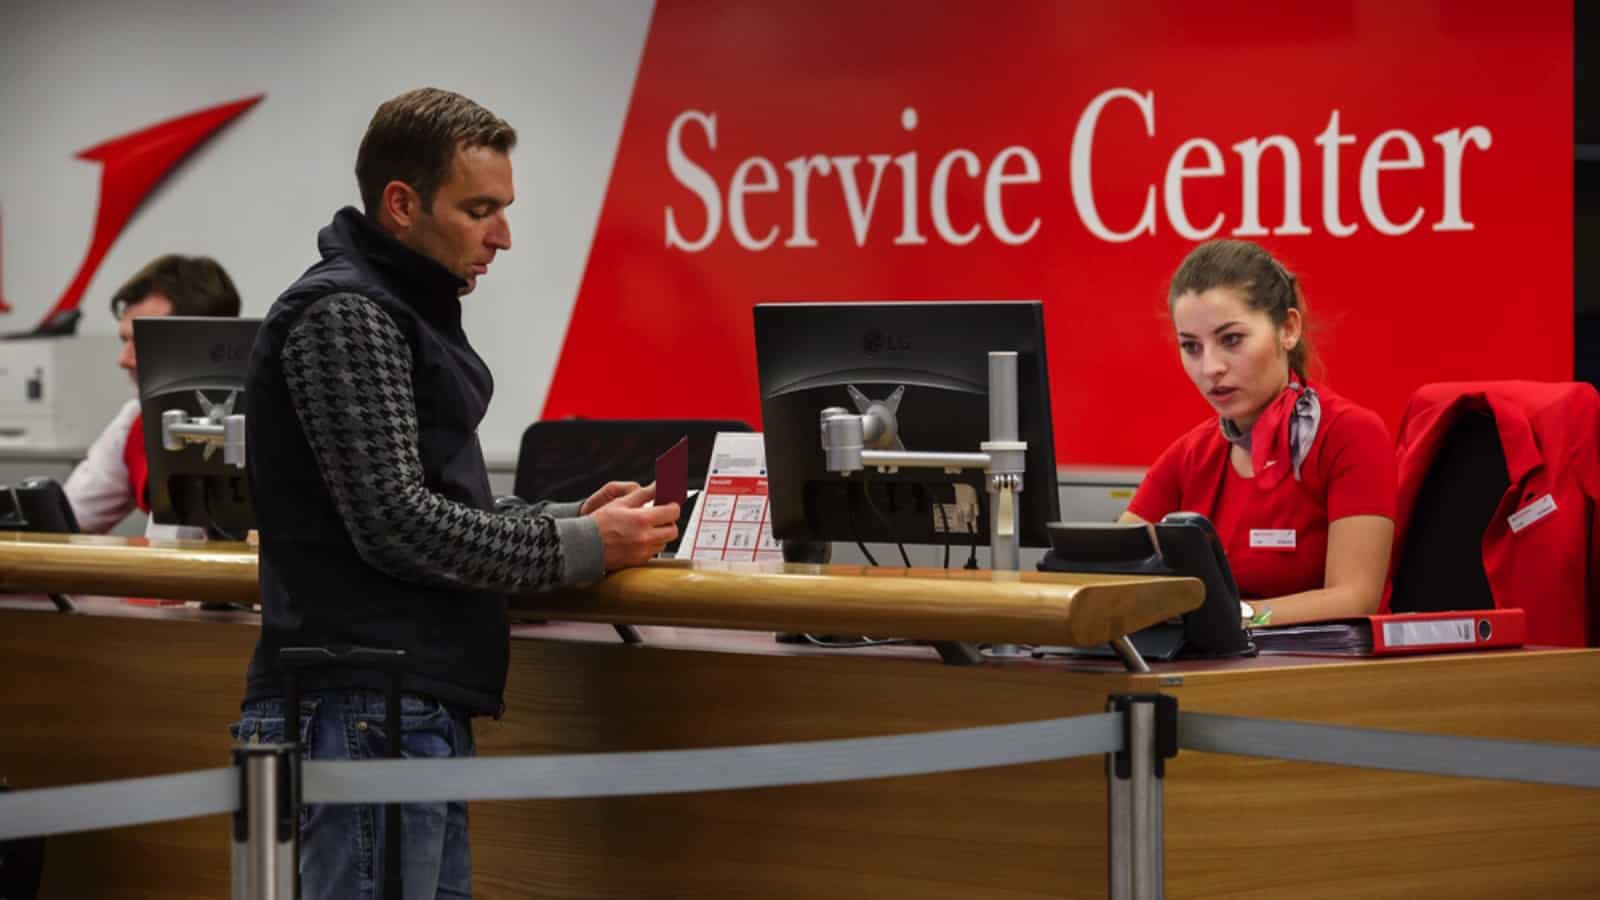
[277,645,407,900]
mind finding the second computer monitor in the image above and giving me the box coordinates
[134,316,262,536]
[755,300,1059,549]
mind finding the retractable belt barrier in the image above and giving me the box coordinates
[0,713,1124,842]
[3,703,1598,899]
[1179,712,1600,789]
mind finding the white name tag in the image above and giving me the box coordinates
[1249,529,1296,549]
[1508,494,1557,533]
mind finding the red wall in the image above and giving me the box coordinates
[545,0,1573,465]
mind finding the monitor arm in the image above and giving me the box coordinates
[162,389,247,468]
[819,351,1028,571]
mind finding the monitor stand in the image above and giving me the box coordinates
[1034,623,1186,667]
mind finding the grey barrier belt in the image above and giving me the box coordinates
[1179,713,1600,788]
[0,712,1122,841]
[3,710,1598,842]
[304,712,1122,804]
[0,767,237,843]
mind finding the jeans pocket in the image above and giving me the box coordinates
[353,696,455,760]
[228,697,323,748]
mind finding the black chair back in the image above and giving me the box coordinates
[513,419,753,504]
[1390,409,1506,612]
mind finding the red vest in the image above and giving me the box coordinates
[1389,381,1600,647]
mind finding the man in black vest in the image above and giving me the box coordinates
[235,87,680,899]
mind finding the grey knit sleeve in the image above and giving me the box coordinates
[497,497,585,520]
[279,293,605,591]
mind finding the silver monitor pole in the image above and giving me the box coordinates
[981,352,1025,571]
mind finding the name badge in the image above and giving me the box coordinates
[1508,494,1557,534]
[1249,529,1296,549]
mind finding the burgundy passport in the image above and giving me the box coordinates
[654,437,688,507]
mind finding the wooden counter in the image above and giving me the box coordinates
[1,536,1596,899]
[0,531,1200,647]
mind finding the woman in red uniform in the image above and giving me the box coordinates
[1121,240,1397,627]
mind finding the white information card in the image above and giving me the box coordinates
[675,432,784,562]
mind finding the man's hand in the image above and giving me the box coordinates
[591,483,680,571]
[580,480,642,516]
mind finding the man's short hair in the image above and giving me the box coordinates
[355,87,518,217]
[109,254,241,318]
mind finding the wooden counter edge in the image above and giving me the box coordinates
[0,532,1202,647]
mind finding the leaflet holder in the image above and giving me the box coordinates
[1038,513,1256,664]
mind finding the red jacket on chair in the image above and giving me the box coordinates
[1388,381,1600,646]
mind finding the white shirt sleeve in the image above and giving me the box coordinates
[62,399,141,534]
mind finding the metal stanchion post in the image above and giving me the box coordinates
[231,743,297,900]
[1106,694,1178,900]
[1107,736,1132,900]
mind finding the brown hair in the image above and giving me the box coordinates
[109,254,241,318]
[1167,239,1314,382]
[355,87,518,216]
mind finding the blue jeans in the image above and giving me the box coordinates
[231,690,475,900]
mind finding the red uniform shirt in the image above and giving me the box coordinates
[1128,385,1397,599]
[1390,381,1600,647]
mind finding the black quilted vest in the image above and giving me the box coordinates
[242,207,508,715]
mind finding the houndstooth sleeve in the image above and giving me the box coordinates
[279,293,604,591]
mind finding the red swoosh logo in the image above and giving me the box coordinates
[0,94,262,323]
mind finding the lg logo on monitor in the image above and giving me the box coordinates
[208,343,249,365]
[861,330,910,356]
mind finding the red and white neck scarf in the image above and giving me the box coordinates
[1219,380,1322,490]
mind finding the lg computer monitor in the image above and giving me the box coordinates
[755,301,1059,549]
[133,316,262,537]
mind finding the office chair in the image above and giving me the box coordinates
[1389,381,1600,647]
